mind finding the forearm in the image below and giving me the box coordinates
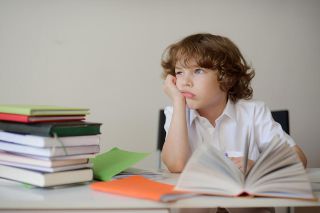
[161,101,191,173]
[292,145,307,168]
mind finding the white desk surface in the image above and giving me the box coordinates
[0,175,319,211]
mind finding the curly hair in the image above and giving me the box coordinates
[161,33,255,102]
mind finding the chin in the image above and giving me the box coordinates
[186,102,200,110]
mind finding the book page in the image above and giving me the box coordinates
[242,128,251,175]
[307,168,320,183]
[244,139,314,199]
[246,140,292,182]
[175,143,244,196]
[248,164,315,200]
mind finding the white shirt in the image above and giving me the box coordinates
[164,99,295,161]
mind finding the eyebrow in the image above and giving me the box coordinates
[175,66,184,70]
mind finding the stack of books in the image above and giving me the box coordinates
[0,104,102,187]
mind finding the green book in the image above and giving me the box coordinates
[0,121,102,137]
[91,147,149,181]
[0,104,89,116]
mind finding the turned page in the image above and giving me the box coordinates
[175,143,244,196]
[244,140,314,199]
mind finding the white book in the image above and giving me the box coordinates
[0,164,93,187]
[27,153,96,160]
[0,151,88,167]
[0,131,100,147]
[176,138,315,201]
[0,160,92,172]
[0,141,100,157]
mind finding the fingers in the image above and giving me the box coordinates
[164,75,176,87]
[230,157,242,164]
[230,157,255,173]
[163,75,184,102]
[163,75,177,96]
[230,157,243,171]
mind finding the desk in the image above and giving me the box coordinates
[0,176,319,213]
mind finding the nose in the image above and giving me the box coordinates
[181,73,193,88]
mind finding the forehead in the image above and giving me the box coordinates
[175,57,200,69]
[173,47,214,69]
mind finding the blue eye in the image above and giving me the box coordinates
[194,68,204,74]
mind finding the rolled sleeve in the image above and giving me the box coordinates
[164,106,173,134]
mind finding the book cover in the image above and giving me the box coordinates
[0,121,102,137]
[91,147,149,181]
[0,151,88,167]
[0,104,89,116]
[0,164,93,187]
[0,113,85,123]
[0,131,100,147]
[113,167,164,180]
[0,141,100,157]
[175,138,316,201]
[90,175,193,202]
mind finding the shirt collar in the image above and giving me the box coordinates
[188,108,199,125]
[223,99,236,121]
[188,99,236,125]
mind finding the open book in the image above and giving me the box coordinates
[176,138,316,200]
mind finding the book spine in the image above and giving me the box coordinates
[0,122,101,137]
[51,124,101,137]
[0,121,52,136]
[0,107,31,115]
[0,113,29,123]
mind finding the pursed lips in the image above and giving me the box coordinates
[181,91,196,99]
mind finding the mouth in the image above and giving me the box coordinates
[181,91,195,99]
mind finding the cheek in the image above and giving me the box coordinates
[199,82,223,98]
[175,79,183,89]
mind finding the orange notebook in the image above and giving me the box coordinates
[90,175,195,202]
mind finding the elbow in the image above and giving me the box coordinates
[161,153,187,173]
[166,162,186,173]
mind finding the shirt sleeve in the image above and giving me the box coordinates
[253,102,296,149]
[164,106,173,134]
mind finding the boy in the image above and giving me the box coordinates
[161,33,307,213]
[161,33,306,176]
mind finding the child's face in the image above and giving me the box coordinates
[174,59,227,111]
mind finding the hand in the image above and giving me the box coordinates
[230,157,254,174]
[163,75,185,104]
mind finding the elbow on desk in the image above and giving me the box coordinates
[166,164,185,173]
[162,157,186,173]
[161,149,189,173]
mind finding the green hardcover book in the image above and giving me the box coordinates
[0,121,102,137]
[0,104,89,116]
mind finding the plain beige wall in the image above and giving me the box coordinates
[0,0,319,168]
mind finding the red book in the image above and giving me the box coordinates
[0,113,85,123]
